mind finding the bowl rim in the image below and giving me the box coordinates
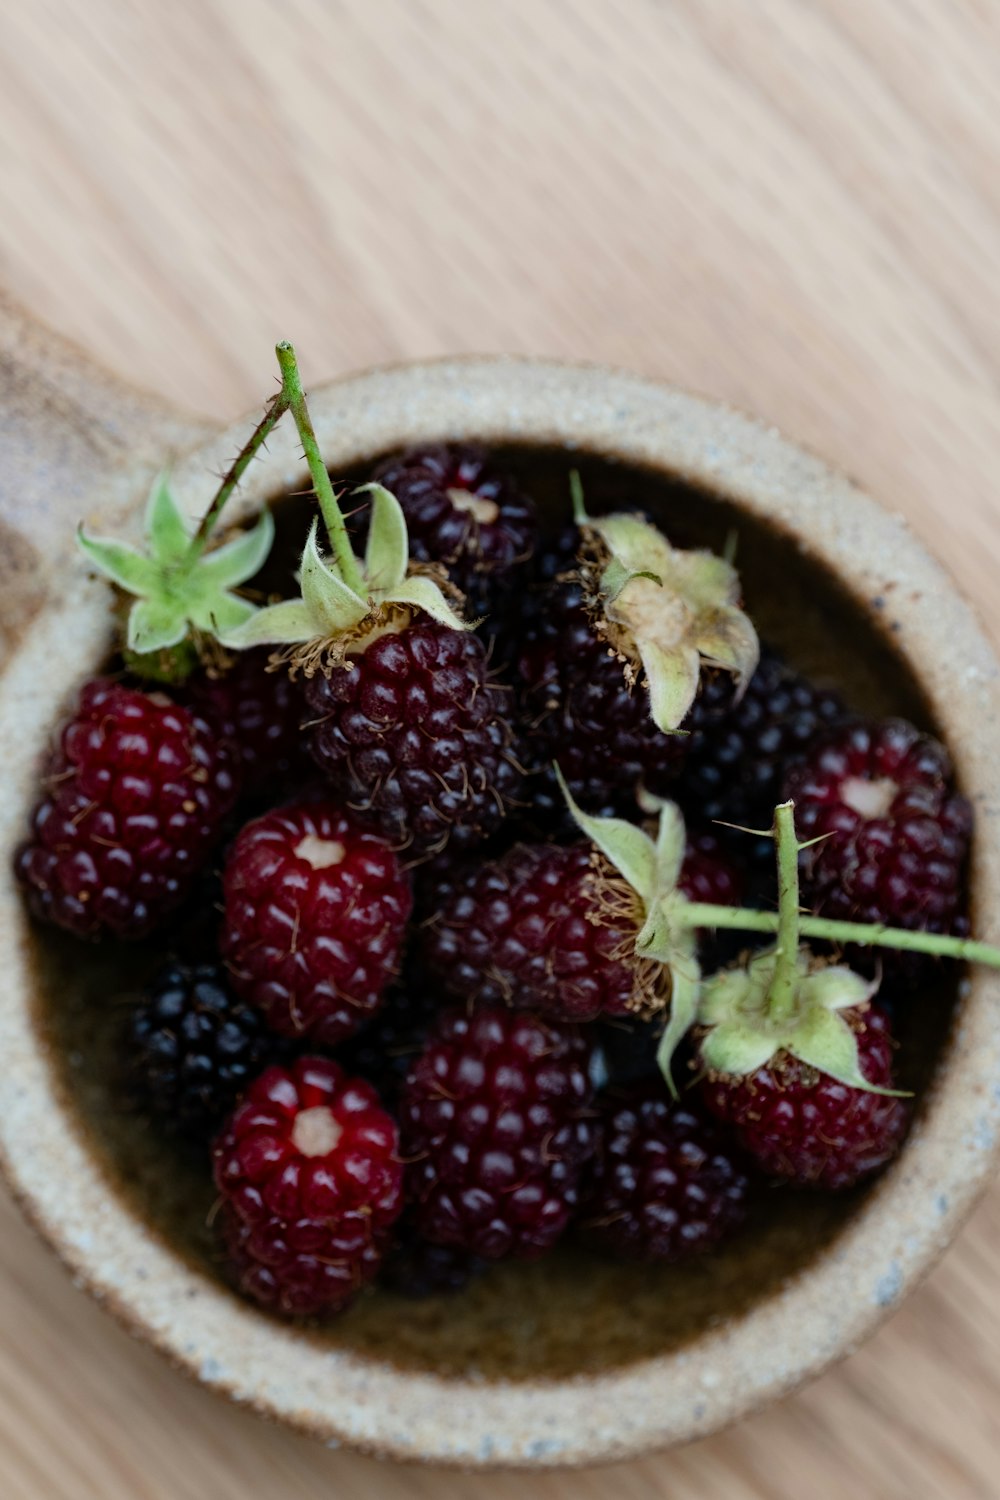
[2,354,1000,1468]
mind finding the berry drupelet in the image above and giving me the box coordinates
[16,679,239,940]
[127,961,288,1140]
[700,1004,909,1190]
[585,1085,749,1261]
[784,718,972,942]
[221,800,412,1046]
[399,1005,597,1260]
[213,1056,403,1317]
[366,443,538,618]
[304,619,522,857]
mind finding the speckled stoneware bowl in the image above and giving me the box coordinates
[2,294,1000,1468]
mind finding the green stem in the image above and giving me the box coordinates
[188,388,289,561]
[274,341,365,595]
[677,902,1000,968]
[766,801,801,1023]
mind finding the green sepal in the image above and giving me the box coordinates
[127,597,189,653]
[194,509,275,591]
[300,522,369,631]
[78,473,276,671]
[221,598,324,650]
[359,484,409,594]
[656,948,701,1099]
[221,484,470,655]
[555,766,657,907]
[77,531,159,595]
[145,471,192,565]
[696,947,906,1097]
[581,511,760,734]
[387,575,468,631]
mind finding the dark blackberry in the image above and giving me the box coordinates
[400,1005,597,1259]
[585,1084,749,1261]
[127,962,285,1139]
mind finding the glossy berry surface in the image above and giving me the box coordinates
[585,1085,749,1261]
[214,1056,403,1317]
[677,649,845,862]
[421,842,645,1022]
[783,718,972,940]
[186,648,308,794]
[368,444,538,617]
[16,679,239,940]
[222,801,411,1045]
[400,1006,597,1259]
[304,619,521,856]
[422,834,745,1024]
[700,1004,909,1189]
[127,961,286,1139]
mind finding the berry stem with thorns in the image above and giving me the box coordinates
[765,801,801,1023]
[671,801,1000,970]
[188,389,290,560]
[274,341,366,596]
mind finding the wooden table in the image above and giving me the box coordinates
[3,2,1000,1495]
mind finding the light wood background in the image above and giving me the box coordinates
[3,1,1000,1495]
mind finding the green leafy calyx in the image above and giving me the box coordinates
[579,509,759,733]
[78,473,274,670]
[221,484,468,664]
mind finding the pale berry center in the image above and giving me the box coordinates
[295,835,346,870]
[840,776,897,820]
[446,486,499,525]
[291,1105,343,1158]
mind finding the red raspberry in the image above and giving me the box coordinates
[16,679,239,940]
[699,1004,910,1189]
[399,1006,597,1259]
[304,619,522,856]
[585,1085,749,1261]
[421,835,744,1024]
[213,1057,403,1317]
[367,444,538,617]
[221,801,411,1045]
[784,719,972,957]
[186,648,309,795]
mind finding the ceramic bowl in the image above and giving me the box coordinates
[2,296,1000,1468]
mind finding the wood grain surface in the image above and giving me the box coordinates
[2,1,1000,1495]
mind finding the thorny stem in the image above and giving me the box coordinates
[274,341,366,595]
[188,388,290,560]
[765,801,801,1024]
[675,903,1000,969]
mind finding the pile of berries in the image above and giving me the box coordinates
[16,416,971,1322]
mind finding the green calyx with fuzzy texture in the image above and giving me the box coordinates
[78,474,274,670]
[691,800,904,1096]
[572,478,759,733]
[220,483,468,659]
[696,949,898,1093]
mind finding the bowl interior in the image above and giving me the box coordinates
[32,443,959,1381]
